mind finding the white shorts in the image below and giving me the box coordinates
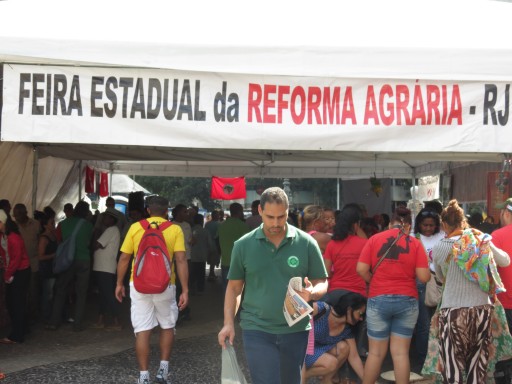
[129,283,179,333]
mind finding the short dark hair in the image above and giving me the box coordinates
[44,206,56,219]
[172,203,187,219]
[193,213,204,226]
[147,196,169,216]
[73,201,90,218]
[211,210,220,220]
[260,187,288,210]
[64,203,74,212]
[229,202,244,216]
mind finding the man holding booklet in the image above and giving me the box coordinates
[218,187,328,384]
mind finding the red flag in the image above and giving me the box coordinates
[99,172,109,197]
[211,176,246,200]
[85,166,95,193]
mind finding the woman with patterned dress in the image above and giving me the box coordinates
[304,292,366,384]
[432,199,510,383]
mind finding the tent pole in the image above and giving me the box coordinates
[411,171,416,201]
[78,160,82,202]
[336,178,340,210]
[32,145,39,213]
[109,163,114,197]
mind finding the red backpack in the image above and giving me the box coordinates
[133,219,173,294]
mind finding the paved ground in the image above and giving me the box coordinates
[0,270,434,383]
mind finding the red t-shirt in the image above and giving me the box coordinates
[493,224,512,309]
[324,235,367,297]
[358,228,428,299]
[0,232,31,281]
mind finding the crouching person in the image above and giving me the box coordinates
[304,293,366,384]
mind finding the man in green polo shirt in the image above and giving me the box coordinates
[48,201,93,332]
[218,187,328,384]
[218,202,250,292]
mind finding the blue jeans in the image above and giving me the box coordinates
[367,295,418,340]
[242,329,308,384]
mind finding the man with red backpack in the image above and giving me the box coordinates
[116,196,189,384]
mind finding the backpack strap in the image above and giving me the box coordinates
[139,219,172,231]
[158,221,172,231]
[139,219,150,229]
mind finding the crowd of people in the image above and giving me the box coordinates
[218,192,512,384]
[2,189,512,384]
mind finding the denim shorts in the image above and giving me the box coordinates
[366,295,418,340]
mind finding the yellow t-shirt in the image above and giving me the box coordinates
[120,217,185,285]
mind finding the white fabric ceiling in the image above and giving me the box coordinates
[2,0,512,81]
[0,0,511,192]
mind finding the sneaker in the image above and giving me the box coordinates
[154,369,169,384]
[137,378,150,384]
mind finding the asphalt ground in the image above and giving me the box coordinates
[0,269,434,383]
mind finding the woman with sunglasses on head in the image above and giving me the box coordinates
[303,292,367,384]
[412,208,445,371]
[356,207,430,384]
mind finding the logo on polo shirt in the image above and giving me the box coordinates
[287,256,299,268]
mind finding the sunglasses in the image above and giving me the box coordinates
[420,211,438,217]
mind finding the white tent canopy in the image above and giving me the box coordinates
[1,0,511,211]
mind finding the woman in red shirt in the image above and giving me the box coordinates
[356,207,430,384]
[324,203,368,300]
[0,210,31,344]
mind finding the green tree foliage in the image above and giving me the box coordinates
[290,178,338,208]
[136,176,221,211]
[136,176,339,210]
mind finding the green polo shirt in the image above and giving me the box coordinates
[218,217,250,267]
[228,224,327,334]
[60,217,94,262]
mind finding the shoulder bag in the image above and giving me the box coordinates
[53,219,85,274]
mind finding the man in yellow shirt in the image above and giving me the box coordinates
[116,196,189,384]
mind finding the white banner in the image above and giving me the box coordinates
[2,64,512,153]
[417,175,440,202]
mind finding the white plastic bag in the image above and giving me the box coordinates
[221,340,248,384]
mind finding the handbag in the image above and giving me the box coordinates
[221,339,248,384]
[53,219,85,274]
[424,273,442,307]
